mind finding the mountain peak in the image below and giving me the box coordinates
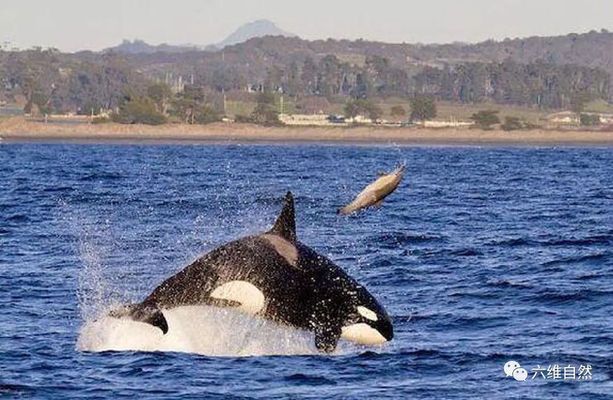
[105,39,199,54]
[215,19,296,49]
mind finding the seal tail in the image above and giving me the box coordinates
[109,303,169,334]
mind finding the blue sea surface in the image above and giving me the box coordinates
[0,143,612,399]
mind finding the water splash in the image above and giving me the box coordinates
[76,306,333,356]
[68,198,359,357]
[59,200,123,321]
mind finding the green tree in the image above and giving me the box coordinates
[301,57,318,95]
[390,105,406,118]
[317,55,342,98]
[251,92,280,126]
[194,105,221,124]
[352,71,373,99]
[366,102,383,121]
[410,95,437,121]
[580,113,601,126]
[570,92,591,115]
[344,100,360,119]
[112,96,166,125]
[147,83,172,114]
[343,99,382,121]
[501,116,524,131]
[470,110,500,130]
[171,85,215,124]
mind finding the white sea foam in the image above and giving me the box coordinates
[76,305,346,356]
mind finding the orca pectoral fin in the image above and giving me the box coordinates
[135,306,169,334]
[110,304,169,334]
[315,327,340,353]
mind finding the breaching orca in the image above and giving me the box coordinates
[111,192,393,352]
[338,164,405,215]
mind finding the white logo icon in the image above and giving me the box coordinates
[504,360,527,381]
[512,367,528,381]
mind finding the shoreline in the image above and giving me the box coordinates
[1,118,613,146]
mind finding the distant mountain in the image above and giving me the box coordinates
[212,19,296,49]
[105,39,200,54]
[104,29,613,82]
[105,20,296,54]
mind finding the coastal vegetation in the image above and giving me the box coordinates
[249,92,282,126]
[409,95,437,122]
[112,96,166,125]
[1,30,613,127]
[343,99,383,121]
[470,110,501,130]
[501,116,524,131]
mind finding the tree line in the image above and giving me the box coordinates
[413,61,610,109]
[0,48,610,124]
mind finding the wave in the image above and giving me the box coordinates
[490,237,537,247]
[436,315,510,330]
[545,236,612,246]
[0,384,35,397]
[538,289,612,303]
[541,252,609,267]
[448,248,483,256]
[368,232,445,248]
[486,279,533,289]
[491,235,611,248]
[284,374,336,385]
[4,213,29,223]
[77,305,365,357]
[79,172,124,182]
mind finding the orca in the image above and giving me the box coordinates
[338,164,405,215]
[110,192,393,352]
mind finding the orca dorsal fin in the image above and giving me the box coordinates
[268,191,297,243]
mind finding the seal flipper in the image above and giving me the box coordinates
[267,191,297,243]
[109,304,169,334]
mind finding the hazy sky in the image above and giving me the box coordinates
[1,0,612,52]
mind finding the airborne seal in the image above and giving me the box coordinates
[339,164,405,215]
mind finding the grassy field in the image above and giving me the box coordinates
[225,100,255,117]
[225,97,552,123]
[376,97,550,123]
[197,91,613,124]
[226,98,298,117]
[584,99,613,113]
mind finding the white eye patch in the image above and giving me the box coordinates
[357,306,378,321]
[210,280,265,314]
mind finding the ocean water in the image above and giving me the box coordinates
[0,142,611,399]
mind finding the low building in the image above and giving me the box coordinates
[346,115,373,124]
[278,113,331,126]
[547,111,579,125]
[422,119,473,128]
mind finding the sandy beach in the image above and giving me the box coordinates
[1,117,612,146]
